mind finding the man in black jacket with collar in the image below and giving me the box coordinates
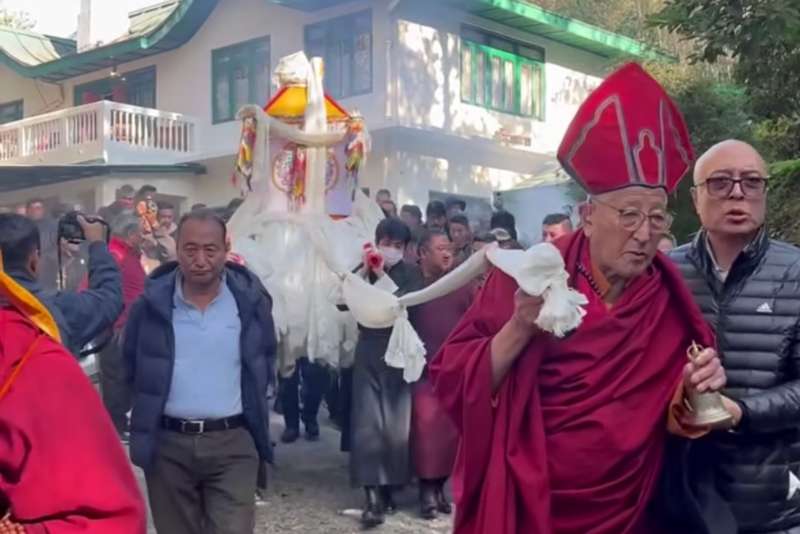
[123,209,276,534]
[669,140,800,533]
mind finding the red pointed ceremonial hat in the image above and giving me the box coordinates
[557,63,694,195]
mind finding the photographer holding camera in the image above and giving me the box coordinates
[0,213,123,356]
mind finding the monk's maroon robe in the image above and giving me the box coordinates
[429,231,714,534]
[0,307,146,533]
[410,282,474,479]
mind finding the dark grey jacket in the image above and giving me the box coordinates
[123,262,276,471]
[670,229,800,533]
[9,241,123,355]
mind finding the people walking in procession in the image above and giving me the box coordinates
[278,356,330,443]
[430,63,728,534]
[668,140,800,533]
[349,217,423,528]
[123,209,276,534]
[409,230,474,520]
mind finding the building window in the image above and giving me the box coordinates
[0,100,23,124]
[74,67,157,108]
[212,37,271,124]
[460,27,545,119]
[305,9,372,99]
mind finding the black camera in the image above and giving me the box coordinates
[58,211,109,243]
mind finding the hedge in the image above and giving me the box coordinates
[768,159,800,244]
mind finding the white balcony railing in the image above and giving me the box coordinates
[0,101,199,165]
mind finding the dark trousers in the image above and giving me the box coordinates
[98,334,131,434]
[145,427,259,534]
[278,357,329,431]
[325,368,341,424]
[339,366,354,452]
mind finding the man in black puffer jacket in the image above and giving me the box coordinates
[670,140,800,534]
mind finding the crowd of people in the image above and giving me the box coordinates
[2,61,800,534]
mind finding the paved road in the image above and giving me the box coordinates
[136,413,454,533]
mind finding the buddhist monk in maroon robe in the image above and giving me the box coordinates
[409,230,475,520]
[429,64,730,534]
[0,256,146,533]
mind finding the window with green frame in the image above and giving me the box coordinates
[212,37,270,123]
[460,27,545,119]
[74,67,156,108]
[305,9,372,99]
[0,100,23,124]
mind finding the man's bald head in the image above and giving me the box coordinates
[692,139,768,240]
[694,140,767,185]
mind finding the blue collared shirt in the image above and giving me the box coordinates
[164,273,243,420]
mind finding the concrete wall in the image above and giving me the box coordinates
[498,182,580,246]
[390,3,606,154]
[367,2,607,209]
[0,64,65,118]
[365,126,556,210]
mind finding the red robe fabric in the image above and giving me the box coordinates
[410,283,475,479]
[429,231,715,534]
[108,237,145,331]
[0,307,147,533]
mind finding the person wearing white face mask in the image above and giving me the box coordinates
[348,217,424,528]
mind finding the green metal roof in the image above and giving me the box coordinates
[0,0,216,82]
[452,0,671,61]
[127,1,182,36]
[0,28,75,67]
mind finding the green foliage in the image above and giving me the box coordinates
[668,179,698,244]
[647,63,754,154]
[0,8,35,30]
[652,0,800,121]
[753,116,800,163]
[767,160,800,244]
[535,0,665,39]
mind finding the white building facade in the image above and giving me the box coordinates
[0,0,662,220]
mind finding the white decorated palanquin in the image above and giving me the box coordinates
[227,52,588,383]
[259,68,366,218]
[228,52,383,375]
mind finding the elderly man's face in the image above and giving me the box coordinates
[584,186,669,281]
[177,218,227,287]
[692,140,767,239]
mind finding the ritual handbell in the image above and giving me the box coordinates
[685,342,734,429]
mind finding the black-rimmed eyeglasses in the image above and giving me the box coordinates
[694,176,768,199]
